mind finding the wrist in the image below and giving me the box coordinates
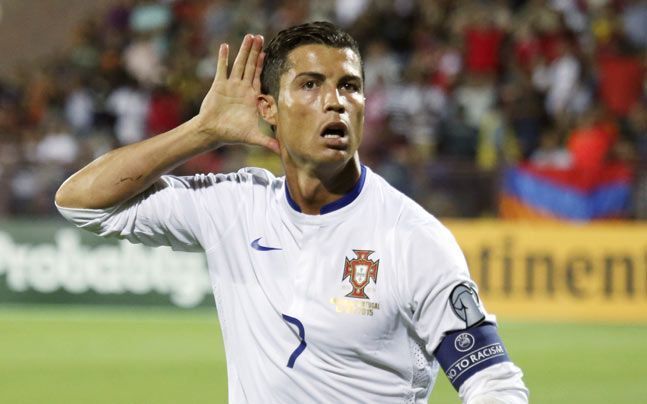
[185,115,223,150]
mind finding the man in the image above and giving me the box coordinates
[56,22,528,403]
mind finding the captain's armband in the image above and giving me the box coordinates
[434,323,511,391]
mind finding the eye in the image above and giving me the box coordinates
[302,80,317,90]
[341,82,361,92]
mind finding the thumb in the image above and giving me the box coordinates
[247,131,280,155]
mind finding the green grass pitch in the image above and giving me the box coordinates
[1,305,645,403]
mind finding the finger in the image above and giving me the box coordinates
[243,35,264,84]
[214,43,229,82]
[231,34,254,80]
[252,51,265,92]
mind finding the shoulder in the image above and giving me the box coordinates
[368,169,452,245]
[368,170,463,263]
[160,167,283,191]
[399,202,464,270]
[363,167,409,221]
[397,199,455,247]
[237,167,283,189]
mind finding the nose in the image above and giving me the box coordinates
[323,88,345,113]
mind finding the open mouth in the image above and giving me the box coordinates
[320,122,348,139]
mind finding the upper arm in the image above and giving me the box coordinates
[395,215,527,401]
[397,216,482,350]
[457,361,528,403]
[57,172,248,252]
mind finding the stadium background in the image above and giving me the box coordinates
[0,0,645,402]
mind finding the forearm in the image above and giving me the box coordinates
[55,117,217,209]
[460,362,528,404]
[56,34,275,209]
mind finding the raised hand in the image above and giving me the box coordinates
[196,34,279,154]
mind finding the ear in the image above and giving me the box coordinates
[257,94,277,126]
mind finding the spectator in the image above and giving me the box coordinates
[374,134,415,197]
[477,103,520,170]
[202,0,236,45]
[436,103,477,160]
[129,0,172,34]
[362,75,389,155]
[529,128,572,169]
[387,61,446,151]
[597,42,644,117]
[64,77,95,136]
[334,0,369,28]
[621,0,647,49]
[106,72,149,145]
[122,32,165,85]
[363,39,401,92]
[532,39,581,119]
[105,0,132,33]
[501,68,544,159]
[0,0,645,218]
[430,36,462,93]
[626,103,647,161]
[463,8,505,75]
[454,73,496,130]
[512,25,542,73]
[147,85,182,136]
[567,108,618,171]
[34,119,79,166]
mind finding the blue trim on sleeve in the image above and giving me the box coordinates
[434,324,511,391]
[284,165,367,214]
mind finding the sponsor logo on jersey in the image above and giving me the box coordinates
[450,283,486,327]
[342,250,379,299]
[250,237,282,251]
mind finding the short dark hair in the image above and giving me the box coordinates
[261,21,363,98]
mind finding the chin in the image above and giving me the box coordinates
[314,150,357,168]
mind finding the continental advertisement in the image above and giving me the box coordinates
[1,219,646,322]
[445,220,647,323]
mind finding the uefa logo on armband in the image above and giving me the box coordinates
[454,332,475,352]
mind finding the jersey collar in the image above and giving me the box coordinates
[284,165,367,215]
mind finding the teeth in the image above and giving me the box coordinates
[323,128,345,138]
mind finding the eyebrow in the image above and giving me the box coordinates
[294,72,362,82]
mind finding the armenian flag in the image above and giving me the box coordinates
[500,163,632,220]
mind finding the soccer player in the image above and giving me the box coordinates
[56,22,528,403]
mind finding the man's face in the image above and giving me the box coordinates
[272,44,364,170]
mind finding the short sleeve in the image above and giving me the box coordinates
[56,171,252,252]
[397,215,492,356]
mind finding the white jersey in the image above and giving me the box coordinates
[58,165,527,403]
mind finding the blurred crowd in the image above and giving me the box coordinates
[0,0,645,218]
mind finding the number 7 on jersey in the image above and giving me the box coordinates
[282,314,307,368]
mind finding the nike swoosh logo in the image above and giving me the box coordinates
[251,237,282,251]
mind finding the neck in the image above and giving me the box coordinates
[284,158,362,215]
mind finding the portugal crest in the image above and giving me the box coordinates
[343,250,379,299]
